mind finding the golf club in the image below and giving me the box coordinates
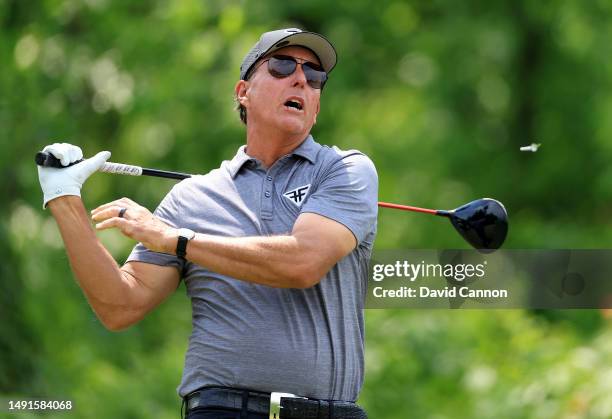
[35,151,508,251]
[379,199,508,252]
[35,151,192,180]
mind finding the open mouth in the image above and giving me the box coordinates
[284,99,303,111]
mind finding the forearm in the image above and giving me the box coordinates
[183,234,323,288]
[48,196,136,321]
[90,204,353,290]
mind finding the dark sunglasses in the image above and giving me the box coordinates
[251,55,328,89]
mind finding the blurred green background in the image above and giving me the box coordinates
[2,0,612,417]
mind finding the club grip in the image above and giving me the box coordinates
[35,151,84,168]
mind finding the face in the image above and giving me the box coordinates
[235,46,322,136]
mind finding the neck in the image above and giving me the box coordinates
[245,123,309,168]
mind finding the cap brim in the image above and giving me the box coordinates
[263,31,337,74]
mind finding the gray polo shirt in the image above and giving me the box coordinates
[127,135,378,401]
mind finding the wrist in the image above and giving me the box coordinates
[47,194,83,213]
[175,228,196,258]
[43,186,82,209]
[162,228,179,255]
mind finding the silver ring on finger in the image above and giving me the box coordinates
[118,207,127,218]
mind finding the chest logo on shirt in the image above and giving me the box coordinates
[283,184,311,207]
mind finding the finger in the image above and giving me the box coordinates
[42,143,68,165]
[95,217,128,231]
[91,206,127,222]
[91,204,124,218]
[57,143,81,166]
[68,144,83,163]
[43,143,83,166]
[80,151,111,177]
[115,196,138,206]
[91,197,134,214]
[42,142,65,154]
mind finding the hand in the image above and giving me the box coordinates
[38,143,111,208]
[91,197,178,254]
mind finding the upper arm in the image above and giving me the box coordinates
[300,152,378,246]
[291,212,357,285]
[113,261,180,329]
[290,152,378,286]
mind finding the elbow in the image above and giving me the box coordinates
[291,262,328,289]
[99,316,129,332]
[102,319,131,332]
[97,310,139,332]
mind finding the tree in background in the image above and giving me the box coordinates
[2,1,612,417]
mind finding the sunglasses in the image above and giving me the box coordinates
[251,55,328,89]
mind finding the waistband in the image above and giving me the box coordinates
[183,386,367,419]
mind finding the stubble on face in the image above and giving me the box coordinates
[243,46,322,138]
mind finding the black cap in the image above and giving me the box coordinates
[240,28,337,80]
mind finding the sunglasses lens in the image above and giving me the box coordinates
[267,56,327,89]
[268,57,297,78]
[303,65,327,89]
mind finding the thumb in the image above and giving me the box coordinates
[79,151,111,177]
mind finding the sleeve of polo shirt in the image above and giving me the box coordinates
[125,183,185,272]
[300,151,378,244]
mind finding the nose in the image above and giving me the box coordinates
[291,63,308,88]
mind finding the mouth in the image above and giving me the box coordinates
[283,97,304,112]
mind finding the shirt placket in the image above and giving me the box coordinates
[260,157,288,222]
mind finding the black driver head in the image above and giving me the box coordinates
[440,198,508,252]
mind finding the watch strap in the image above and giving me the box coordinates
[176,228,195,259]
[176,236,189,259]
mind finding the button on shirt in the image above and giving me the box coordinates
[127,135,378,401]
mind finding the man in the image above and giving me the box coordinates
[38,28,377,419]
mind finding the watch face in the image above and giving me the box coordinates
[178,228,195,240]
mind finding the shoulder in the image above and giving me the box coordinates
[315,143,378,180]
[167,166,228,195]
[333,146,377,173]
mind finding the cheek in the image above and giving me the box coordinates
[247,88,269,111]
[254,83,279,105]
[309,96,320,115]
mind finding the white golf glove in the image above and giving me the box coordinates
[37,142,111,208]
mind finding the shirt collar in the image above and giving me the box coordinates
[227,145,254,178]
[227,135,319,178]
[290,135,318,164]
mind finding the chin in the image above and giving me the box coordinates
[277,118,310,136]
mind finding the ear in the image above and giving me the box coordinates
[235,80,250,107]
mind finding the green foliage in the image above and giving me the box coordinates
[2,0,612,417]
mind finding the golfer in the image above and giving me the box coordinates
[38,28,377,419]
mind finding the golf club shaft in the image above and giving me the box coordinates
[35,151,192,180]
[36,151,447,214]
[378,202,439,215]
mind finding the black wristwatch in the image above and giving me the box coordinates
[176,228,195,259]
